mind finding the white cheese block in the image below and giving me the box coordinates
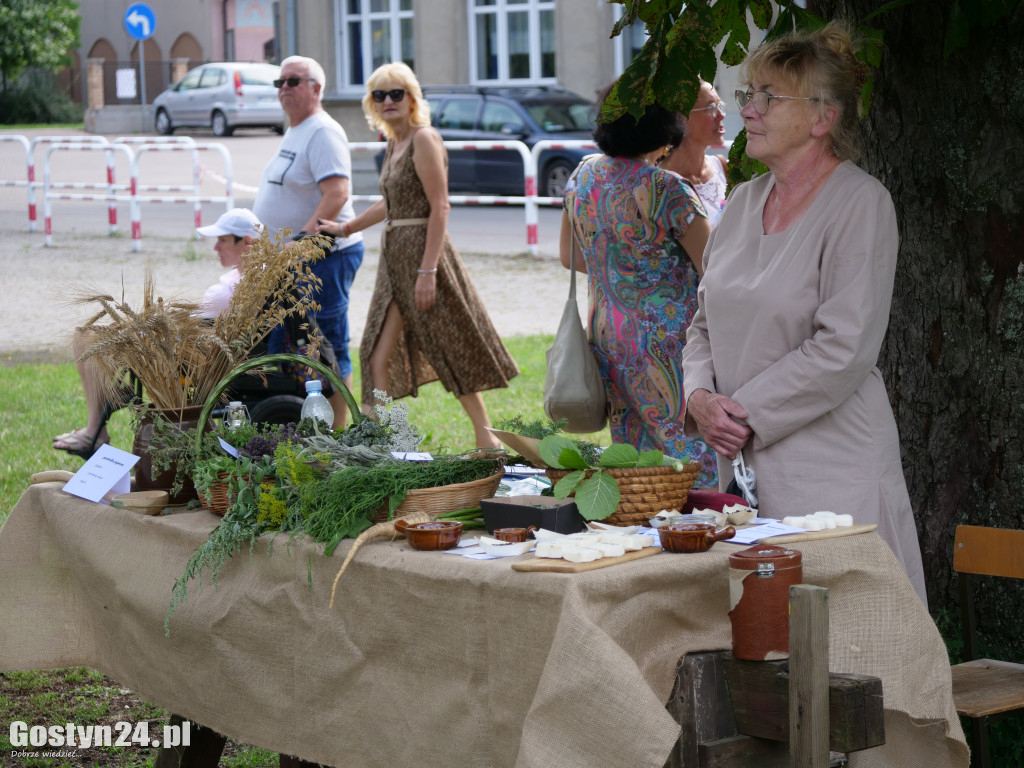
[562,546,601,563]
[535,540,564,559]
[596,542,626,558]
[835,514,854,527]
[783,516,805,528]
[811,511,836,518]
[803,518,825,531]
[623,534,648,550]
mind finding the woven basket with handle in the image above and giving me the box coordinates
[545,462,700,526]
[201,471,252,517]
[371,471,503,523]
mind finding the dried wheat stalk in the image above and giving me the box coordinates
[73,230,331,412]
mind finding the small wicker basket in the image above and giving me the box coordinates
[371,471,503,523]
[545,463,700,526]
[201,471,250,517]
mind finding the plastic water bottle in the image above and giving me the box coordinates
[300,380,334,427]
[225,401,249,430]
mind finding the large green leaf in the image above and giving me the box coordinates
[598,443,640,468]
[539,435,583,469]
[575,472,622,521]
[553,470,586,499]
[638,449,664,468]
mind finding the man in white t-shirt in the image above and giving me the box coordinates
[253,55,363,429]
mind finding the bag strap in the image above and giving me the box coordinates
[567,207,585,301]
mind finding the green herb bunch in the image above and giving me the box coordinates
[495,412,602,464]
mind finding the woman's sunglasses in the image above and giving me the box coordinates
[372,89,407,103]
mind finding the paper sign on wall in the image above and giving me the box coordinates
[62,444,140,503]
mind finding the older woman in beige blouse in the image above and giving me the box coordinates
[682,23,927,604]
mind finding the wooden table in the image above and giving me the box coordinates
[0,484,968,768]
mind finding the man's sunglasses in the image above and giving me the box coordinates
[371,89,407,103]
[273,76,314,89]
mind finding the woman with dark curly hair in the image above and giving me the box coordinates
[560,85,716,487]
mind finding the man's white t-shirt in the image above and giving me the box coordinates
[253,111,361,250]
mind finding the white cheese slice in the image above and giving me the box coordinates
[562,546,601,563]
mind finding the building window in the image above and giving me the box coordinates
[612,6,648,75]
[470,0,555,84]
[337,0,414,92]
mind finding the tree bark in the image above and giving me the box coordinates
[816,0,1024,658]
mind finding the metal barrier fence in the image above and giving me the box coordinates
[1,135,234,250]
[4,135,625,255]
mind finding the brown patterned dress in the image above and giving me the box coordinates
[359,132,519,406]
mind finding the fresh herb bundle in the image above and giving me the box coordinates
[495,413,602,465]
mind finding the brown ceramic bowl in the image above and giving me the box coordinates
[658,522,736,553]
[395,519,464,551]
[494,526,538,543]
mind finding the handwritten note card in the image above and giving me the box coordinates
[62,444,140,503]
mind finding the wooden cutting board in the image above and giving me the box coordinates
[512,546,660,573]
[755,523,877,545]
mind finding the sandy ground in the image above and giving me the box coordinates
[0,227,583,364]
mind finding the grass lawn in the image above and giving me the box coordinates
[0,335,609,767]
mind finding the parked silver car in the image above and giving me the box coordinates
[153,62,284,137]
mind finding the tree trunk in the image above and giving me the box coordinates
[816,1,1024,659]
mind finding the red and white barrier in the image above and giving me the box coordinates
[131,142,234,236]
[0,135,33,228]
[43,142,138,250]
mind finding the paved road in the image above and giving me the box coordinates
[0,127,582,361]
[0,126,565,258]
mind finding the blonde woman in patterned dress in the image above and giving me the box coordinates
[317,63,517,449]
[560,87,717,487]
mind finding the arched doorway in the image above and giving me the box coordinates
[171,32,204,68]
[87,39,118,108]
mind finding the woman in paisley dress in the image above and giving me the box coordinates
[560,88,717,487]
[317,62,517,448]
[659,80,730,225]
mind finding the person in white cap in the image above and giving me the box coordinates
[52,209,263,459]
[194,207,263,317]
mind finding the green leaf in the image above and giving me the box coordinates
[558,447,590,470]
[553,470,586,499]
[638,449,664,467]
[575,472,621,521]
[598,443,640,468]
[539,435,583,469]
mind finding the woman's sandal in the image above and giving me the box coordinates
[53,428,109,460]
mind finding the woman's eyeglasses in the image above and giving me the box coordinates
[692,101,726,117]
[735,89,821,115]
[273,77,315,89]
[372,89,407,103]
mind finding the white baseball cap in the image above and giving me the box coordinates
[196,208,263,239]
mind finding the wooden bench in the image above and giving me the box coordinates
[951,524,1024,768]
[665,585,885,768]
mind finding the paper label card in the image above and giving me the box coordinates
[218,437,239,458]
[62,443,140,503]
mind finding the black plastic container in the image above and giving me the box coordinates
[479,496,586,535]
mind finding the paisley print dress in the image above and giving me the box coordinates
[563,155,717,488]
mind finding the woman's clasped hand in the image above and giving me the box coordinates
[684,390,751,460]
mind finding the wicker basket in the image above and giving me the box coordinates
[201,471,250,517]
[545,463,700,526]
[371,471,504,523]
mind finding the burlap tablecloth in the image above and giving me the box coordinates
[0,484,968,767]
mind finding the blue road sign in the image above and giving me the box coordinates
[124,3,156,41]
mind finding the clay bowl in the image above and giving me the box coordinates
[494,526,538,543]
[658,522,736,554]
[395,519,464,551]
